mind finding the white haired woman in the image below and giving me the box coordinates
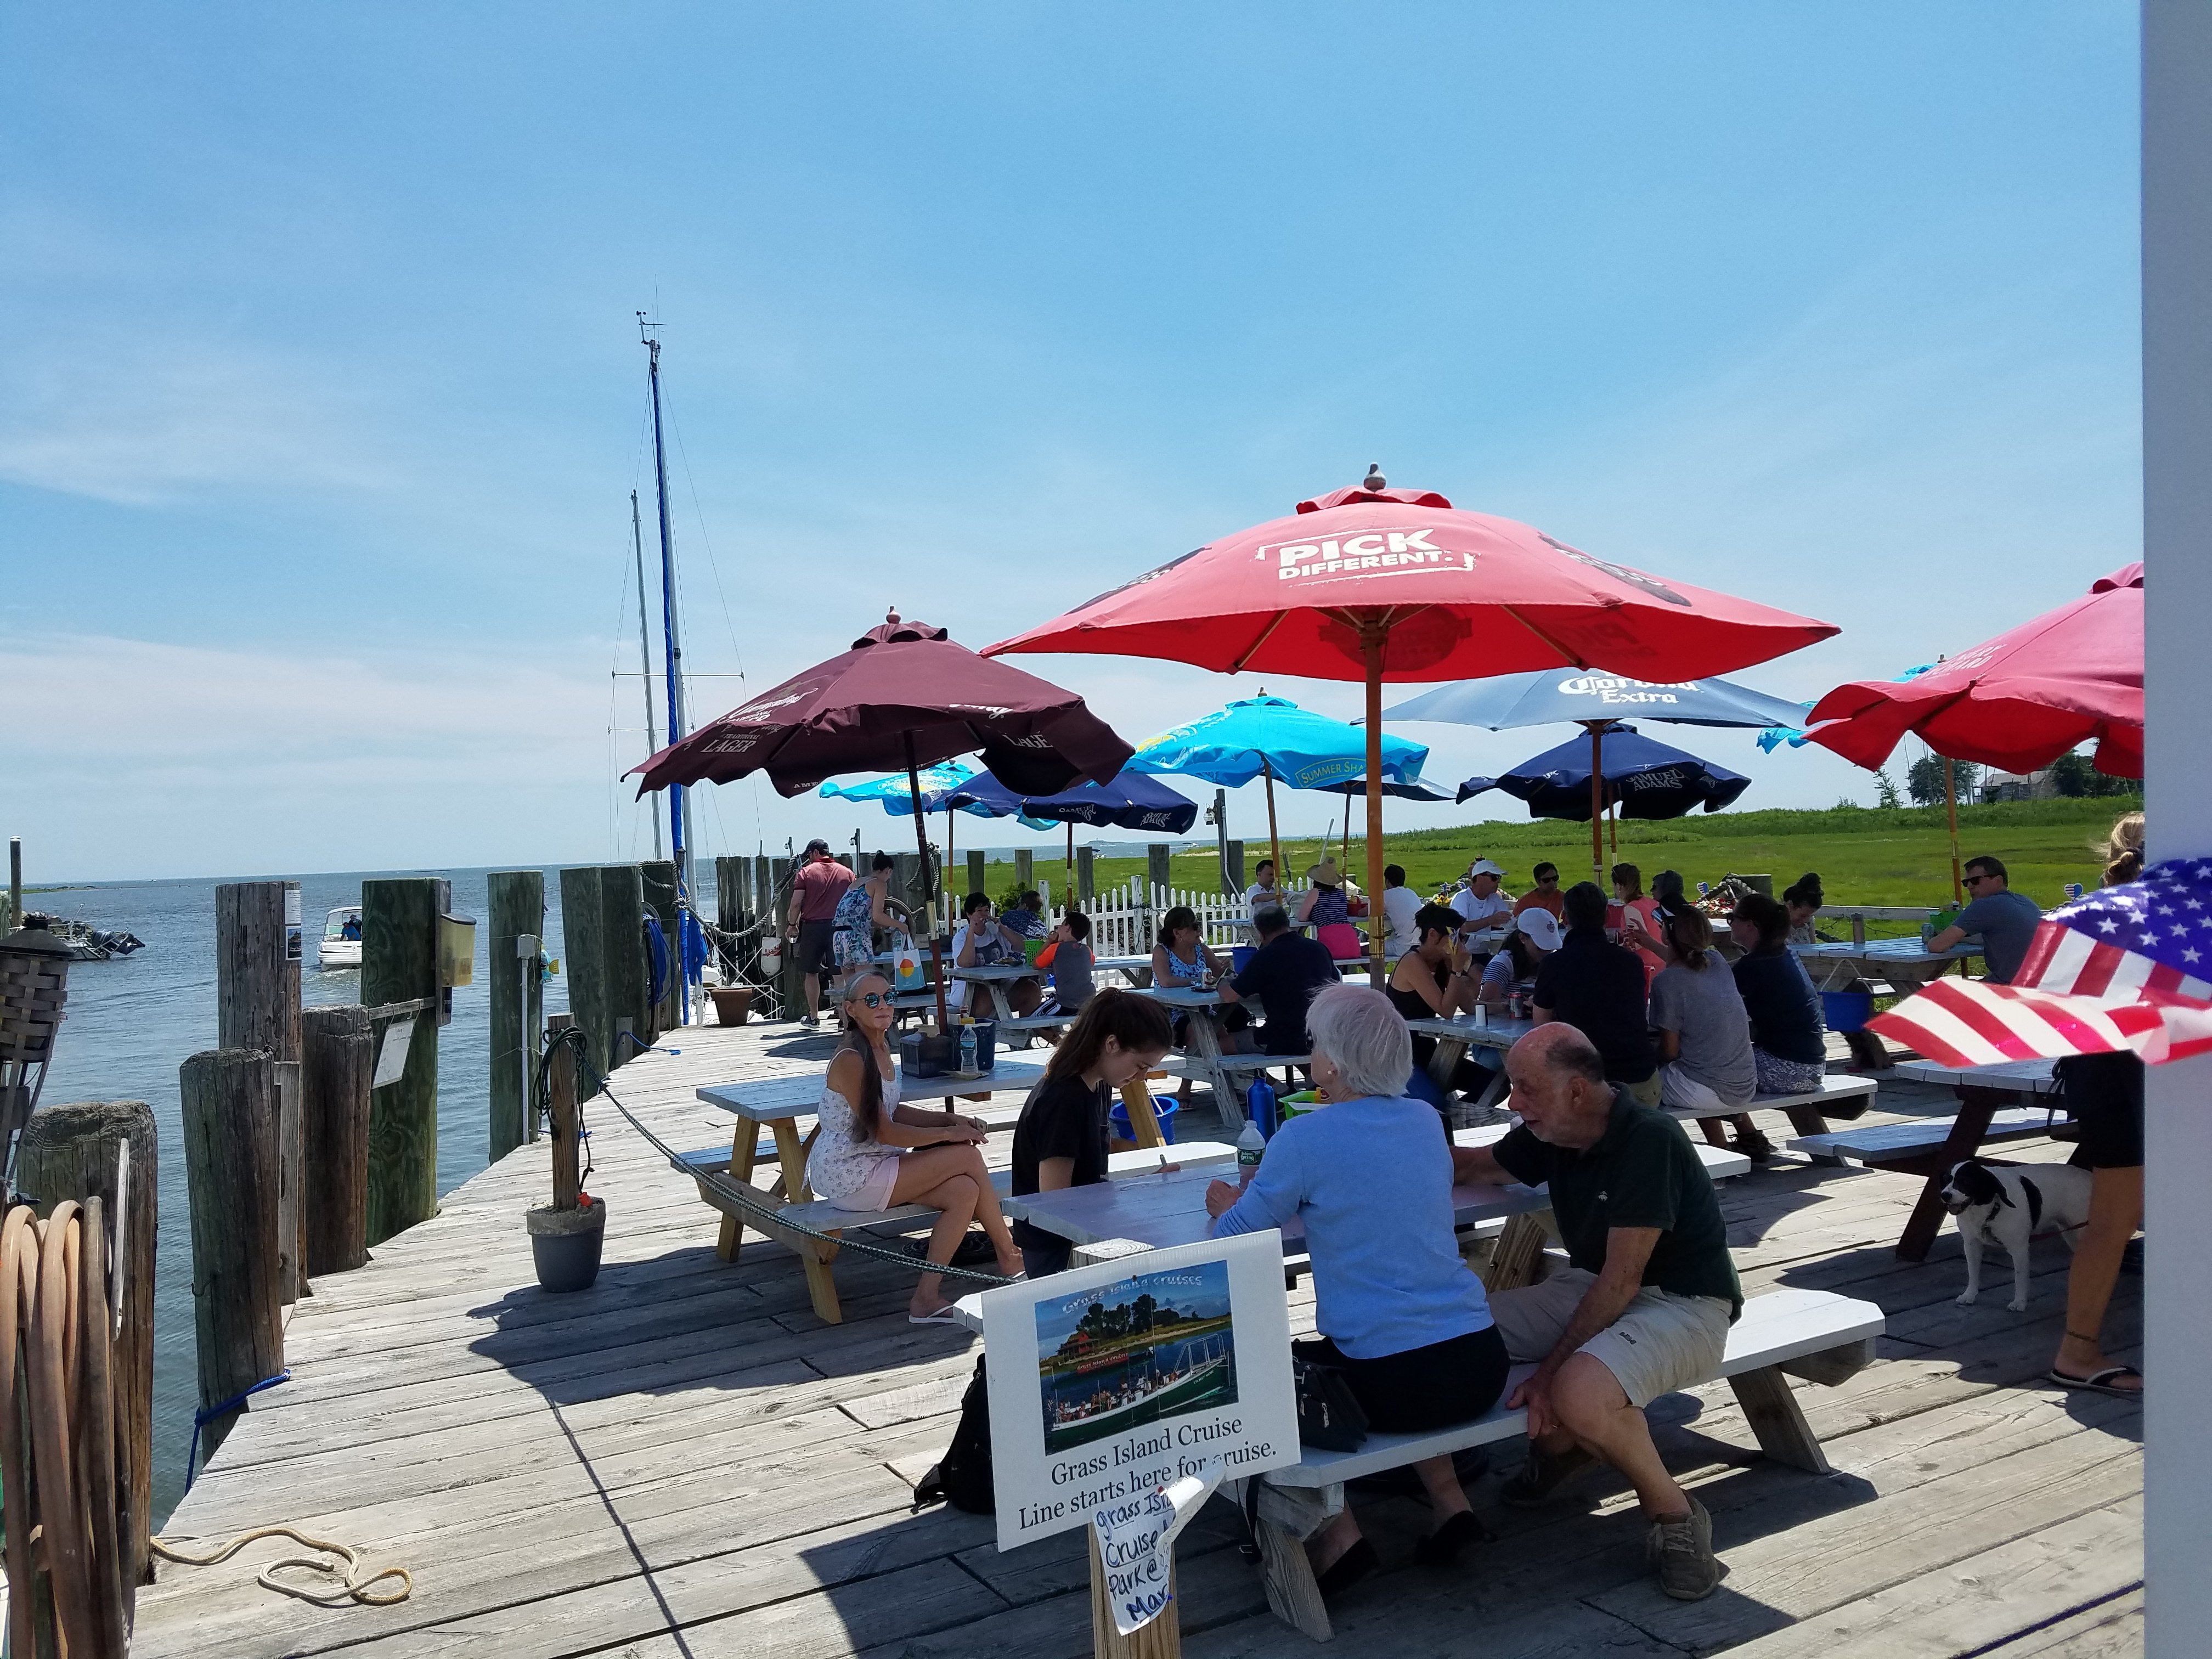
[1205,984,1508,1592]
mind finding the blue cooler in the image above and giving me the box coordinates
[1821,990,1875,1032]
[1231,945,1257,976]
[1110,1097,1180,1144]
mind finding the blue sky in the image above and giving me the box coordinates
[1,4,2141,882]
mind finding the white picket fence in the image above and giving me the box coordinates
[1074,879,1312,957]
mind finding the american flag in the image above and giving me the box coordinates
[1869,860,2212,1069]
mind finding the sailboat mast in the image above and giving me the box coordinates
[642,324,689,895]
[630,489,664,861]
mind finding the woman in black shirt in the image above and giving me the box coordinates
[1009,990,1175,1277]
[1386,904,1485,1098]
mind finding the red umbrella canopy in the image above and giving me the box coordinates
[630,612,1133,798]
[983,478,1838,681]
[1801,565,2144,778]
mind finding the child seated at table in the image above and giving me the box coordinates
[814,973,1024,1321]
[1008,990,1175,1277]
[1043,910,1097,1014]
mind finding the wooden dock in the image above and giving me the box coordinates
[134,1020,2143,1659]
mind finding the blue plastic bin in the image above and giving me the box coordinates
[1110,1097,1180,1144]
[1821,991,1875,1033]
[1231,945,1257,976]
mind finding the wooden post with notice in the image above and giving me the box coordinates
[546,1012,581,1211]
[16,1100,158,1586]
[361,877,441,1246]
[487,870,544,1162]
[1090,1532,1181,1659]
[179,1049,284,1468]
[300,1005,371,1274]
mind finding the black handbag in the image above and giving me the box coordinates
[1293,1356,1369,1452]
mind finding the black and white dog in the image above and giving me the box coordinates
[1940,1158,2095,1312]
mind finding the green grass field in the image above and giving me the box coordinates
[973,795,2141,917]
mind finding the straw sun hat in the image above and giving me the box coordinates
[1306,858,1342,886]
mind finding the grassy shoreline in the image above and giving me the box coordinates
[964,795,2141,914]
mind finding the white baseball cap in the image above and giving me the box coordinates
[1515,909,1563,950]
[1469,859,1505,878]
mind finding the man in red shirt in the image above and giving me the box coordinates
[786,839,856,1028]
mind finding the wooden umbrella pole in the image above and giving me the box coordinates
[1362,625,1389,989]
[1262,759,1283,891]
[1588,722,1605,881]
[944,792,956,936]
[1944,755,1962,905]
[904,733,951,1029]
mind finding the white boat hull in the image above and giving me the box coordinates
[318,940,363,970]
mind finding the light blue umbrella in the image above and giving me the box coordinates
[1388,669,1810,733]
[1127,693,1428,881]
[817,764,1052,891]
[1757,663,1934,751]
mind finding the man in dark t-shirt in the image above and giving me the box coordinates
[1532,881,1656,1102]
[1451,1025,1738,1601]
[1218,906,1338,1055]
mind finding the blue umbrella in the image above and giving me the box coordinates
[935,768,1200,834]
[818,763,1052,896]
[1757,663,1934,752]
[1128,693,1429,879]
[1460,724,1751,822]
[1387,669,1810,732]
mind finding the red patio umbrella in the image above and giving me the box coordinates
[1801,565,2145,777]
[985,471,1838,985]
[631,612,1132,1025]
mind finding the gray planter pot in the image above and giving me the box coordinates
[527,1199,607,1293]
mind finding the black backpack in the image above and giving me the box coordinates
[913,1356,994,1514]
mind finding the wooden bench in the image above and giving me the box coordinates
[697,1142,1238,1323]
[1790,1105,2066,1260]
[993,1012,1074,1050]
[1240,1284,1885,1640]
[1666,1073,1881,1147]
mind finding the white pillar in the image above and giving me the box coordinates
[2142,3,2212,1649]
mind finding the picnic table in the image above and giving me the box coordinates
[1792,1057,2065,1261]
[1402,1012,1534,1110]
[950,960,1045,1024]
[693,1059,1052,1262]
[1131,983,1247,1131]
[1790,936,1980,992]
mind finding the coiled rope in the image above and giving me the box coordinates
[149,1525,411,1608]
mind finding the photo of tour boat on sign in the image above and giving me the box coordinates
[1035,1262,1239,1454]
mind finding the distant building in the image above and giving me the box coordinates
[1979,769,2058,803]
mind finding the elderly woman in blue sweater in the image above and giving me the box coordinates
[1205,984,1510,1593]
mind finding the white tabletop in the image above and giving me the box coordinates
[1452,1119,1751,1179]
[697,1058,1053,1121]
[1793,939,1980,967]
[1891,1057,2061,1094]
[1133,984,1225,1008]
[951,962,1043,981]
[1003,1159,1551,1251]
[1403,1014,1536,1052]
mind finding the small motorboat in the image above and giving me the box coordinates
[318,906,364,969]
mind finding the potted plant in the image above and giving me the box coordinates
[708,984,754,1024]
[527,1018,607,1291]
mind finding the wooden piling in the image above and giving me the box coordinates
[1147,844,1172,895]
[1078,845,1096,904]
[546,1013,581,1211]
[966,850,986,901]
[215,880,301,1063]
[1223,838,1245,895]
[300,1006,371,1275]
[361,877,441,1246]
[559,865,649,1086]
[179,1049,284,1466]
[487,871,544,1162]
[1014,848,1033,893]
[768,856,803,1018]
[16,1100,157,1587]
[275,1059,304,1304]
[714,856,744,983]
[641,859,682,1037]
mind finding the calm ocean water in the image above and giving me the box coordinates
[25,864,658,1525]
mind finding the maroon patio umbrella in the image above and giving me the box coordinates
[631,612,1132,1025]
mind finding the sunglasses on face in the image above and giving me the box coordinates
[853,992,890,1008]
[1963,873,1993,886]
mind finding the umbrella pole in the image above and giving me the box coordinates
[1262,759,1283,892]
[905,733,951,1030]
[1362,626,1388,989]
[1588,722,1605,882]
[1944,755,1962,906]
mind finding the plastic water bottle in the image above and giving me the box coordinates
[959,1019,978,1076]
[1235,1118,1266,1184]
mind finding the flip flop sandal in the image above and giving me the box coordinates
[908,1307,963,1325]
[2046,1364,2143,1398]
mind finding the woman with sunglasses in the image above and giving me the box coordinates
[813,973,1024,1321]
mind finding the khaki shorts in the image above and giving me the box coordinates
[1487,1266,1731,1408]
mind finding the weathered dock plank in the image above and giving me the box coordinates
[133,1018,2142,1659]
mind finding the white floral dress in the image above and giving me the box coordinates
[808,1053,905,1211]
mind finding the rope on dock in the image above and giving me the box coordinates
[151,1525,413,1607]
